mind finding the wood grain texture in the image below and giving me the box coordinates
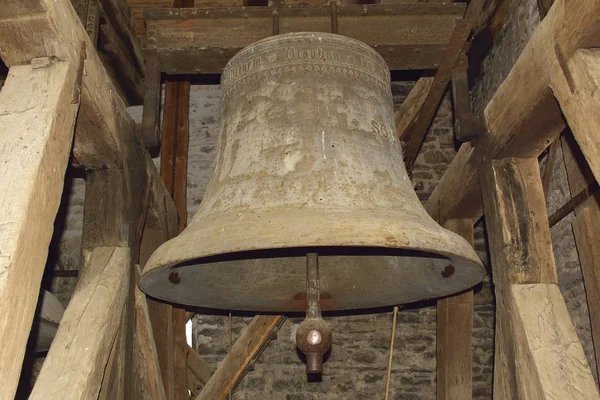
[482,157,598,399]
[30,247,131,399]
[188,345,214,397]
[562,134,600,382]
[437,219,474,400]
[425,0,600,224]
[551,48,600,185]
[144,4,466,74]
[196,315,285,400]
[0,0,140,170]
[573,204,600,382]
[141,50,162,148]
[134,265,168,400]
[481,158,557,285]
[509,283,599,399]
[153,74,192,400]
[451,54,483,142]
[0,61,79,400]
[395,77,434,143]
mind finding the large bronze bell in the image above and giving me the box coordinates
[140,32,485,370]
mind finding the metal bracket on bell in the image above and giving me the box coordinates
[296,253,332,374]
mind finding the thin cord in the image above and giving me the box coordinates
[385,306,399,400]
[229,312,233,400]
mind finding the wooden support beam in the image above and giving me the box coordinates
[196,315,285,400]
[482,157,598,399]
[0,60,79,400]
[98,0,145,74]
[134,265,168,400]
[188,345,214,397]
[403,18,472,172]
[574,205,600,382]
[156,73,191,400]
[80,143,147,399]
[0,0,140,170]
[86,0,101,46]
[98,8,144,105]
[144,4,466,74]
[30,247,131,399]
[551,49,600,185]
[436,219,474,400]
[542,139,560,197]
[141,50,162,149]
[425,0,600,224]
[483,158,558,286]
[71,0,90,24]
[451,54,483,142]
[395,77,434,143]
[562,133,600,382]
[0,2,174,398]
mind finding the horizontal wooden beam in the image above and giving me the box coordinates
[425,0,600,223]
[0,60,79,400]
[144,4,466,74]
[30,247,131,400]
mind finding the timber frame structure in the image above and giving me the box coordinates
[1,0,600,399]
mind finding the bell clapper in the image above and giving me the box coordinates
[296,253,332,374]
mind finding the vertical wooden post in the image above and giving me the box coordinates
[152,2,195,398]
[437,219,474,400]
[482,157,598,399]
[150,61,191,400]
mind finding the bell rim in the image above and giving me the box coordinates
[140,210,486,310]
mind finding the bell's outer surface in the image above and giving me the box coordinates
[140,32,486,312]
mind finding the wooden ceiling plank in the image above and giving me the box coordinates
[143,4,466,74]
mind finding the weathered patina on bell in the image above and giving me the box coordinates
[140,32,486,313]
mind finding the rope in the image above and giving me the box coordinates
[384,306,399,400]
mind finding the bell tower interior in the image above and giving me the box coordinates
[1,0,600,399]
